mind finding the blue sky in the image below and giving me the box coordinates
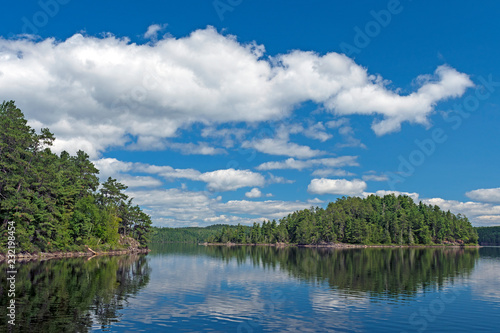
[1,0,500,227]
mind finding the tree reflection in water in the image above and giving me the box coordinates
[0,254,150,333]
[200,245,479,297]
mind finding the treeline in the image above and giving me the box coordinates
[476,226,500,245]
[209,195,478,245]
[0,101,152,253]
[150,224,240,243]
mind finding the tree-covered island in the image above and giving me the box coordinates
[0,101,152,255]
[206,195,479,246]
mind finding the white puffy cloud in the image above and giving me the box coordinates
[198,168,265,192]
[307,178,367,196]
[326,65,474,135]
[245,188,262,198]
[0,27,472,157]
[94,158,264,192]
[256,156,359,171]
[465,187,500,204]
[93,157,134,180]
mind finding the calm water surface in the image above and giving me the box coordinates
[1,245,499,332]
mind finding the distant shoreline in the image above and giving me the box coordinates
[200,242,481,248]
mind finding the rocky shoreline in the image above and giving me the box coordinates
[0,247,150,262]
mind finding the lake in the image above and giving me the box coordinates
[1,245,499,332]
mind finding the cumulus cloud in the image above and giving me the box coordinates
[307,178,367,196]
[0,27,472,157]
[94,158,264,192]
[326,65,474,135]
[245,188,262,198]
[465,187,500,204]
[256,156,359,171]
[198,168,265,192]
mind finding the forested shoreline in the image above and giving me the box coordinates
[476,226,500,245]
[153,195,480,246]
[209,195,478,245]
[0,101,152,254]
[150,224,241,243]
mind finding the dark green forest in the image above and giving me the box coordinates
[0,101,152,253]
[150,224,240,243]
[476,226,500,245]
[208,195,478,245]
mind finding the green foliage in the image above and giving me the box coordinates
[150,224,243,243]
[210,195,478,245]
[476,226,500,245]
[0,101,152,252]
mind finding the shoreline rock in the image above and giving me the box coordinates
[0,247,150,262]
